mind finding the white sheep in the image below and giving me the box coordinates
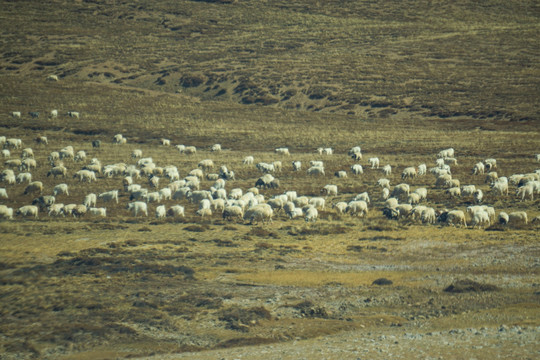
[437,148,454,158]
[473,189,483,204]
[401,167,417,180]
[353,192,370,204]
[418,164,427,176]
[382,164,391,176]
[332,202,348,214]
[446,187,461,198]
[309,197,326,210]
[83,193,97,208]
[17,205,39,218]
[306,166,324,177]
[334,170,347,178]
[16,172,32,184]
[368,157,380,169]
[381,188,390,200]
[346,200,368,217]
[53,183,69,196]
[407,193,421,205]
[211,144,222,152]
[222,205,244,220]
[11,111,21,118]
[461,185,477,198]
[275,147,290,156]
[155,205,166,219]
[167,205,185,218]
[321,184,338,197]
[472,162,485,175]
[98,190,119,204]
[24,181,43,195]
[516,183,534,201]
[291,161,301,171]
[471,210,490,228]
[421,207,436,224]
[161,138,171,146]
[0,205,13,220]
[89,207,107,217]
[377,178,390,189]
[244,204,273,224]
[446,210,467,227]
[74,170,96,183]
[0,188,7,199]
[391,183,410,200]
[127,202,148,217]
[304,206,318,222]
[508,211,528,226]
[351,164,363,175]
[1,149,10,158]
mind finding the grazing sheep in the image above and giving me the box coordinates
[413,188,427,201]
[473,189,483,204]
[421,207,437,224]
[113,134,126,144]
[368,157,380,169]
[155,205,166,219]
[470,210,490,228]
[21,148,34,159]
[131,149,143,159]
[346,200,368,217]
[498,212,509,225]
[407,193,421,205]
[167,205,185,218]
[273,161,282,172]
[285,202,303,219]
[351,151,363,161]
[32,195,55,210]
[88,207,106,217]
[292,161,302,171]
[24,181,43,195]
[47,74,59,81]
[332,202,348,215]
[418,164,427,176]
[16,172,32,184]
[275,147,290,156]
[74,170,96,183]
[382,164,391,176]
[0,188,7,199]
[485,172,498,185]
[304,206,319,222]
[322,185,338,197]
[381,188,390,200]
[243,156,254,165]
[183,146,197,155]
[211,144,222,152]
[384,198,399,209]
[446,210,467,227]
[223,205,244,221]
[98,190,119,204]
[334,170,347,178]
[161,139,171,146]
[83,193,97,208]
[0,205,13,220]
[508,211,528,226]
[446,187,461,198]
[1,149,10,158]
[348,146,362,156]
[244,204,274,224]
[17,205,39,218]
[198,159,215,171]
[472,162,485,175]
[309,197,326,210]
[354,192,370,204]
[377,178,390,189]
[516,183,535,201]
[53,183,69,196]
[391,183,410,200]
[5,159,22,169]
[437,148,455,158]
[92,140,101,148]
[146,191,161,203]
[127,201,148,217]
[461,185,477,198]
[351,164,363,175]
[307,166,325,176]
[11,111,21,118]
[401,167,417,180]
[294,196,310,208]
[50,109,58,118]
[484,158,497,171]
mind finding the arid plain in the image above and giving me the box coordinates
[0,1,539,359]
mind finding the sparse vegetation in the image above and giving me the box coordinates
[0,0,539,359]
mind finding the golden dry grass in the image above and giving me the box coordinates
[0,0,539,359]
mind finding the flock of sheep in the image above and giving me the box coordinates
[1,130,539,229]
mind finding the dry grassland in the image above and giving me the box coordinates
[0,0,539,359]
